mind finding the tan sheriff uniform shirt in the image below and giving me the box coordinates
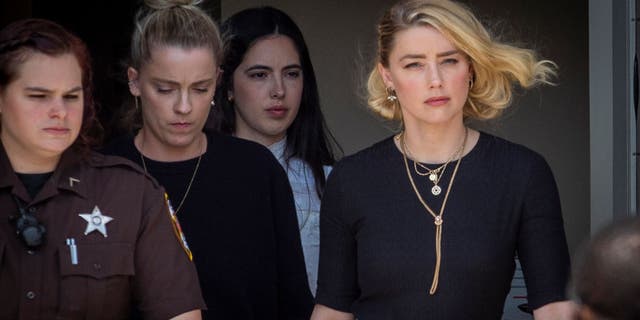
[0,144,205,319]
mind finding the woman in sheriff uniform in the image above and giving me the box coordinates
[0,19,205,319]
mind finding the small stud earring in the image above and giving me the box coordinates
[211,100,215,107]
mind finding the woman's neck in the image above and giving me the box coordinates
[234,125,285,147]
[399,122,472,164]
[135,130,206,162]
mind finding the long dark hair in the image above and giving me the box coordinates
[212,6,339,197]
[0,18,100,152]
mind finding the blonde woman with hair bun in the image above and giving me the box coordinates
[102,0,313,319]
[312,0,574,319]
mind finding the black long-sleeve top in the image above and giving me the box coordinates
[102,130,313,320]
[316,132,570,319]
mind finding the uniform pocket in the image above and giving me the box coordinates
[57,243,135,319]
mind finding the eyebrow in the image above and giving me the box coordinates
[150,78,214,86]
[245,64,302,72]
[25,86,82,94]
[399,50,461,61]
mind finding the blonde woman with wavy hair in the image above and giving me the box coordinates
[312,1,574,319]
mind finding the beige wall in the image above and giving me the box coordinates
[220,0,590,255]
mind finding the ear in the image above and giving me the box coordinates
[377,63,394,89]
[127,67,141,97]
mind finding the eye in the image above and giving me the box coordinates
[441,58,459,65]
[285,70,301,79]
[28,94,47,99]
[249,72,268,79]
[193,87,209,94]
[156,87,174,94]
[63,94,80,101]
[403,62,423,69]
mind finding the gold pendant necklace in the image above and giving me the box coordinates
[139,134,203,216]
[404,132,466,196]
[398,127,468,295]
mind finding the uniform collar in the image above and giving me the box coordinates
[0,142,88,203]
[45,148,88,200]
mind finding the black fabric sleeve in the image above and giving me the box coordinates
[517,154,570,310]
[270,159,314,319]
[315,164,359,312]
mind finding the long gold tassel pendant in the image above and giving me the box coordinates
[429,219,443,295]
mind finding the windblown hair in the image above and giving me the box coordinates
[367,0,556,121]
[212,6,339,197]
[123,0,222,130]
[0,18,100,152]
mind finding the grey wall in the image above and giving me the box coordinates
[220,0,590,254]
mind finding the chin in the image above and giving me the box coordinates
[167,136,199,148]
[36,147,69,160]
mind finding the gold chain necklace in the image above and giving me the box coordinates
[405,133,466,196]
[139,135,203,216]
[398,127,468,295]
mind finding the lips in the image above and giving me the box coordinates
[43,127,70,135]
[265,106,288,118]
[170,122,192,130]
[425,96,450,106]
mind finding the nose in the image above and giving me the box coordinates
[427,64,443,88]
[174,90,192,114]
[48,98,67,119]
[270,76,285,99]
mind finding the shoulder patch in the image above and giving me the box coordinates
[164,193,193,261]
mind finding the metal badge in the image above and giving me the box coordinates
[79,206,113,237]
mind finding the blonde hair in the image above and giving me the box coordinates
[122,0,222,130]
[130,0,222,69]
[367,0,557,121]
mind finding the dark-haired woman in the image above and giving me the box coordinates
[212,6,338,295]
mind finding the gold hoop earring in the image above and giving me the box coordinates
[386,87,398,102]
[469,78,474,90]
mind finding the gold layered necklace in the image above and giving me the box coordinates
[404,135,465,196]
[139,134,204,216]
[398,127,468,295]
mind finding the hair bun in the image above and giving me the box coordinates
[144,0,202,10]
